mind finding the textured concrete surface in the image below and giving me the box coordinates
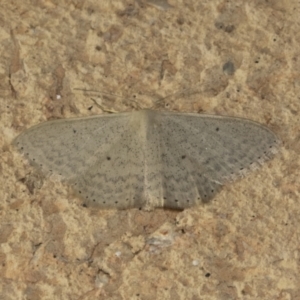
[1,0,299,299]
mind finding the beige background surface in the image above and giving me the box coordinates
[0,0,299,299]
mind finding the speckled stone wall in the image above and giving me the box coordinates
[1,0,299,299]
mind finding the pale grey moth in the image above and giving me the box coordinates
[13,110,280,210]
